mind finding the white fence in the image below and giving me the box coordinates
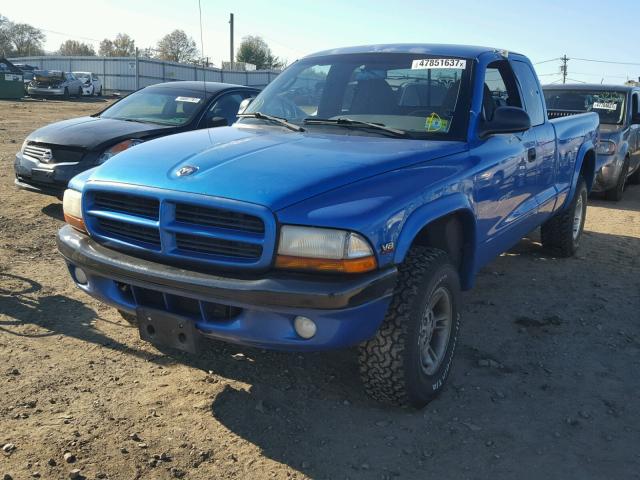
[9,56,280,93]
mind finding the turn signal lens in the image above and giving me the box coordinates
[275,255,377,273]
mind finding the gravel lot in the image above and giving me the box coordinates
[1,98,639,480]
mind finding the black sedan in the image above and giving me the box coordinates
[14,81,260,197]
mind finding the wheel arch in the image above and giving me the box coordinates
[393,196,477,290]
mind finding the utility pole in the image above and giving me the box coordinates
[229,13,234,68]
[560,54,568,84]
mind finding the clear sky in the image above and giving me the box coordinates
[3,0,639,84]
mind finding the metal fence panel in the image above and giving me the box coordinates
[9,56,280,93]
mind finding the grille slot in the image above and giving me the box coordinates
[175,233,262,259]
[175,203,264,233]
[97,218,160,247]
[94,192,159,220]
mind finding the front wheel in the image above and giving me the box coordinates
[628,164,640,185]
[604,158,629,201]
[359,247,461,408]
[541,176,587,257]
[63,87,69,99]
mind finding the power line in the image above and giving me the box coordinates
[533,58,562,65]
[572,57,640,67]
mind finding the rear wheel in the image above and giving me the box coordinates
[604,158,629,201]
[359,247,461,408]
[541,176,587,257]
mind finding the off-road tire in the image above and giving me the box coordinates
[604,158,629,201]
[541,176,587,257]
[118,309,137,325]
[358,247,461,408]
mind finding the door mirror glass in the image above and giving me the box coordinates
[478,106,531,139]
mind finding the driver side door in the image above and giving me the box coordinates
[472,60,539,260]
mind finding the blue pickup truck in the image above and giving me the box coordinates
[57,44,598,407]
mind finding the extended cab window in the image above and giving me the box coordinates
[483,61,522,121]
[511,60,545,126]
[242,53,472,140]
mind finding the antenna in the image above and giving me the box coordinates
[198,0,207,98]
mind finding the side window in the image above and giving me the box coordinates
[511,60,545,126]
[483,61,521,121]
[632,93,639,116]
[204,92,251,127]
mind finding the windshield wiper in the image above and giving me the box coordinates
[303,117,408,137]
[238,112,305,132]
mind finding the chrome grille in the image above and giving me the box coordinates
[23,144,53,163]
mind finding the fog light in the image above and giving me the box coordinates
[74,267,88,285]
[294,316,317,339]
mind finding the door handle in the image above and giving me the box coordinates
[527,147,537,162]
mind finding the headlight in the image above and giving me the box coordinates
[275,225,377,273]
[596,140,616,155]
[62,189,86,233]
[97,139,144,164]
[20,139,28,153]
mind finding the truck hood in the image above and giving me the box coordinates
[28,116,175,150]
[88,126,467,211]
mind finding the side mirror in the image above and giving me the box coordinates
[478,106,531,139]
[238,97,254,115]
[207,116,228,128]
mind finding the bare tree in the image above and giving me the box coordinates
[156,30,198,63]
[58,40,95,56]
[236,36,284,70]
[99,33,135,57]
[0,15,13,56]
[9,22,45,56]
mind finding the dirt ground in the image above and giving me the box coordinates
[1,98,639,480]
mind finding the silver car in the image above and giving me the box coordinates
[27,71,84,98]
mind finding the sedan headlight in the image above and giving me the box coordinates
[97,139,144,164]
[275,225,377,273]
[62,189,86,233]
[596,140,616,155]
[20,139,28,153]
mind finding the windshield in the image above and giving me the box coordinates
[242,53,472,139]
[35,70,63,80]
[74,72,90,80]
[100,88,207,126]
[544,89,627,125]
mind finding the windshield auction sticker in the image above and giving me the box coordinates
[592,102,617,110]
[412,58,467,69]
[175,96,201,103]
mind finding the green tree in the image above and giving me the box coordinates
[58,39,95,56]
[99,33,135,57]
[236,36,284,70]
[9,22,45,56]
[156,29,198,63]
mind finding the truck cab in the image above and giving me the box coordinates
[57,44,598,407]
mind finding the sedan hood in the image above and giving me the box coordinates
[28,116,175,150]
[88,126,467,211]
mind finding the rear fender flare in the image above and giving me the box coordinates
[565,141,595,208]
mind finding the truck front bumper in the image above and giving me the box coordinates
[57,225,397,351]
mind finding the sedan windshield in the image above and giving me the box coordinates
[544,89,627,125]
[100,88,207,126]
[242,53,472,139]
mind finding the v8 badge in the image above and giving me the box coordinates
[381,242,395,254]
